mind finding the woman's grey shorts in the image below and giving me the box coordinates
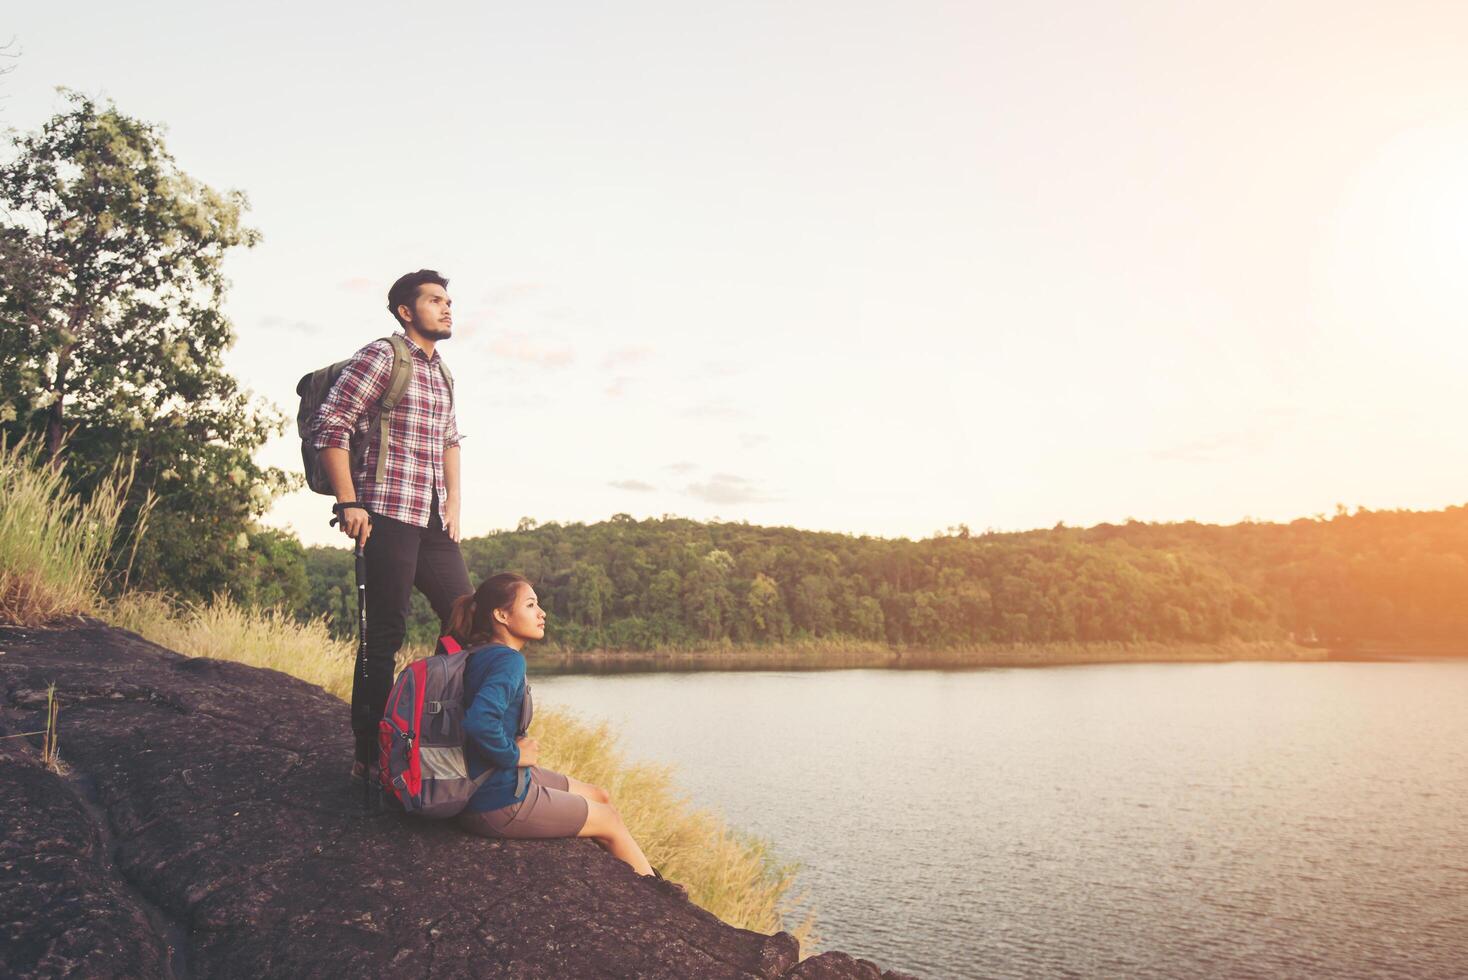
[456,767,589,839]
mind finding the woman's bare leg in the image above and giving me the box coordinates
[577,799,653,875]
[565,778,614,852]
[565,775,611,805]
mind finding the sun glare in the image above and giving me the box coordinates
[1319,122,1468,344]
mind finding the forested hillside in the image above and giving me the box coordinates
[303,506,1468,653]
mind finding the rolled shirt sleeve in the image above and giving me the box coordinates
[444,400,461,450]
[311,342,393,452]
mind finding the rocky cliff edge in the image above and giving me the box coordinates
[0,623,911,979]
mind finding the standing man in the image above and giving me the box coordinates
[313,269,471,780]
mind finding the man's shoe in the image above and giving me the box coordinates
[350,758,386,812]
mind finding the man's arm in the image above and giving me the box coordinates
[322,447,371,546]
[442,444,462,542]
[313,342,393,547]
[442,387,463,542]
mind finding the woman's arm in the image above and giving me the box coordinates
[463,656,522,770]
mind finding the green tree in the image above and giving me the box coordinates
[792,573,837,635]
[233,527,311,611]
[304,544,355,638]
[646,568,684,621]
[846,594,885,641]
[568,560,613,628]
[683,550,735,641]
[746,572,790,640]
[296,506,1468,654]
[0,91,290,600]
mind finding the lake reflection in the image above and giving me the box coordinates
[531,661,1468,979]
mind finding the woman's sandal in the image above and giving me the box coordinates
[651,867,689,899]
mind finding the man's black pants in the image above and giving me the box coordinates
[351,501,471,762]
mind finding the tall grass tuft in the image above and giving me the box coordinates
[109,592,362,696]
[40,683,64,773]
[0,436,147,626]
[105,591,811,939]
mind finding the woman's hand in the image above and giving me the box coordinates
[515,736,540,768]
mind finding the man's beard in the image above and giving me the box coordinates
[418,321,453,340]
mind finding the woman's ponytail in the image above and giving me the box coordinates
[447,593,478,644]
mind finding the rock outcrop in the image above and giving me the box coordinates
[0,623,910,979]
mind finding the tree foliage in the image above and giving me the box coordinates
[302,506,1468,653]
[0,91,292,598]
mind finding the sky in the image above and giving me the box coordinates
[4,1,1467,548]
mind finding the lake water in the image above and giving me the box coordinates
[530,660,1468,979]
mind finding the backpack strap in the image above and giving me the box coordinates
[436,635,462,656]
[373,336,413,484]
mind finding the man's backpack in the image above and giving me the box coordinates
[296,335,455,495]
[378,637,534,818]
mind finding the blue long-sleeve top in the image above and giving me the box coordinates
[462,643,531,812]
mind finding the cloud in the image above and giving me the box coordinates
[609,479,657,492]
[698,360,744,379]
[1151,430,1268,463]
[260,315,325,335]
[602,346,654,369]
[486,330,575,367]
[605,376,633,398]
[682,403,741,420]
[739,433,768,449]
[445,312,490,343]
[482,282,546,306]
[685,473,777,505]
[338,277,376,293]
[665,461,699,474]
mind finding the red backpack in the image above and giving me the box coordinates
[378,636,482,817]
[378,637,533,817]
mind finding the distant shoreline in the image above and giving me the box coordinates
[526,639,1374,674]
[1324,645,1468,663]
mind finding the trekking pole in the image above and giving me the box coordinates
[332,503,379,812]
[353,540,375,811]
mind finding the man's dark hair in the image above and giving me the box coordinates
[387,269,449,326]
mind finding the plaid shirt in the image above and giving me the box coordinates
[312,333,461,528]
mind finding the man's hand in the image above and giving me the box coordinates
[515,736,540,768]
[338,505,372,548]
[321,448,370,546]
[443,444,463,543]
[443,495,461,542]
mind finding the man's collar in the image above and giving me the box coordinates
[394,330,438,362]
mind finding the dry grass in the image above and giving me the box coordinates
[536,705,813,943]
[0,436,145,626]
[103,592,810,939]
[109,592,362,697]
[535,636,1320,671]
[40,683,66,774]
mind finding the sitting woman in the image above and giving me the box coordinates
[449,572,655,877]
